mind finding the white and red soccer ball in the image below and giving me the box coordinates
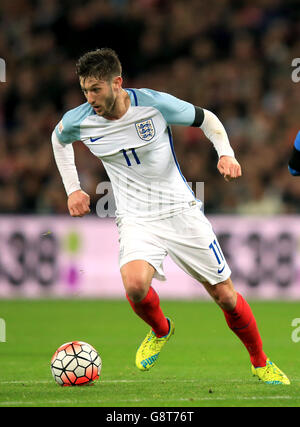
[51,341,102,386]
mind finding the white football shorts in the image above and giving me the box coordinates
[117,204,231,285]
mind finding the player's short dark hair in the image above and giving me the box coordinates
[76,48,122,82]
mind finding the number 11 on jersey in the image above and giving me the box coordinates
[121,149,141,166]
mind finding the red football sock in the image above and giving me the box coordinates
[222,293,267,368]
[126,286,169,337]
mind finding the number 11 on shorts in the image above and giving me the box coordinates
[209,239,225,273]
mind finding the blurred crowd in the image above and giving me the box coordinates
[0,0,299,215]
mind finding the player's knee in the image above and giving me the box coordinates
[217,293,237,311]
[208,283,237,311]
[202,277,237,311]
[123,275,149,302]
[214,289,237,311]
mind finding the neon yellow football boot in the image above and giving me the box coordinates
[251,358,290,385]
[136,318,175,371]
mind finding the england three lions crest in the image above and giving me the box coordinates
[135,119,155,141]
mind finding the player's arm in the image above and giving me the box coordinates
[288,131,300,176]
[51,130,90,217]
[134,89,241,181]
[198,108,242,181]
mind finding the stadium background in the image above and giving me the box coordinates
[0,0,299,299]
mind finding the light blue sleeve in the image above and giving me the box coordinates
[127,88,196,126]
[54,102,94,144]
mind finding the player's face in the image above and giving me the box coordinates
[80,76,121,117]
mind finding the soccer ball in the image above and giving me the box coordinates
[51,341,102,386]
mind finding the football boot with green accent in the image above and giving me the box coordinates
[136,318,175,371]
[251,358,290,385]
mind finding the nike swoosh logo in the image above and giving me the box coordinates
[90,136,103,142]
[218,265,225,274]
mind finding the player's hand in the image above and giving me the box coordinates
[217,156,242,182]
[67,189,91,217]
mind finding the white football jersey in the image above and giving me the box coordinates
[54,88,202,220]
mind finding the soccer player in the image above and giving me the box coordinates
[52,48,290,384]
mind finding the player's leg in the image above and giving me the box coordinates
[201,277,267,368]
[164,207,290,383]
[121,259,174,371]
[202,277,290,384]
[164,207,267,366]
[121,259,169,337]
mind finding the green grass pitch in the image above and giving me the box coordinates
[0,299,299,407]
